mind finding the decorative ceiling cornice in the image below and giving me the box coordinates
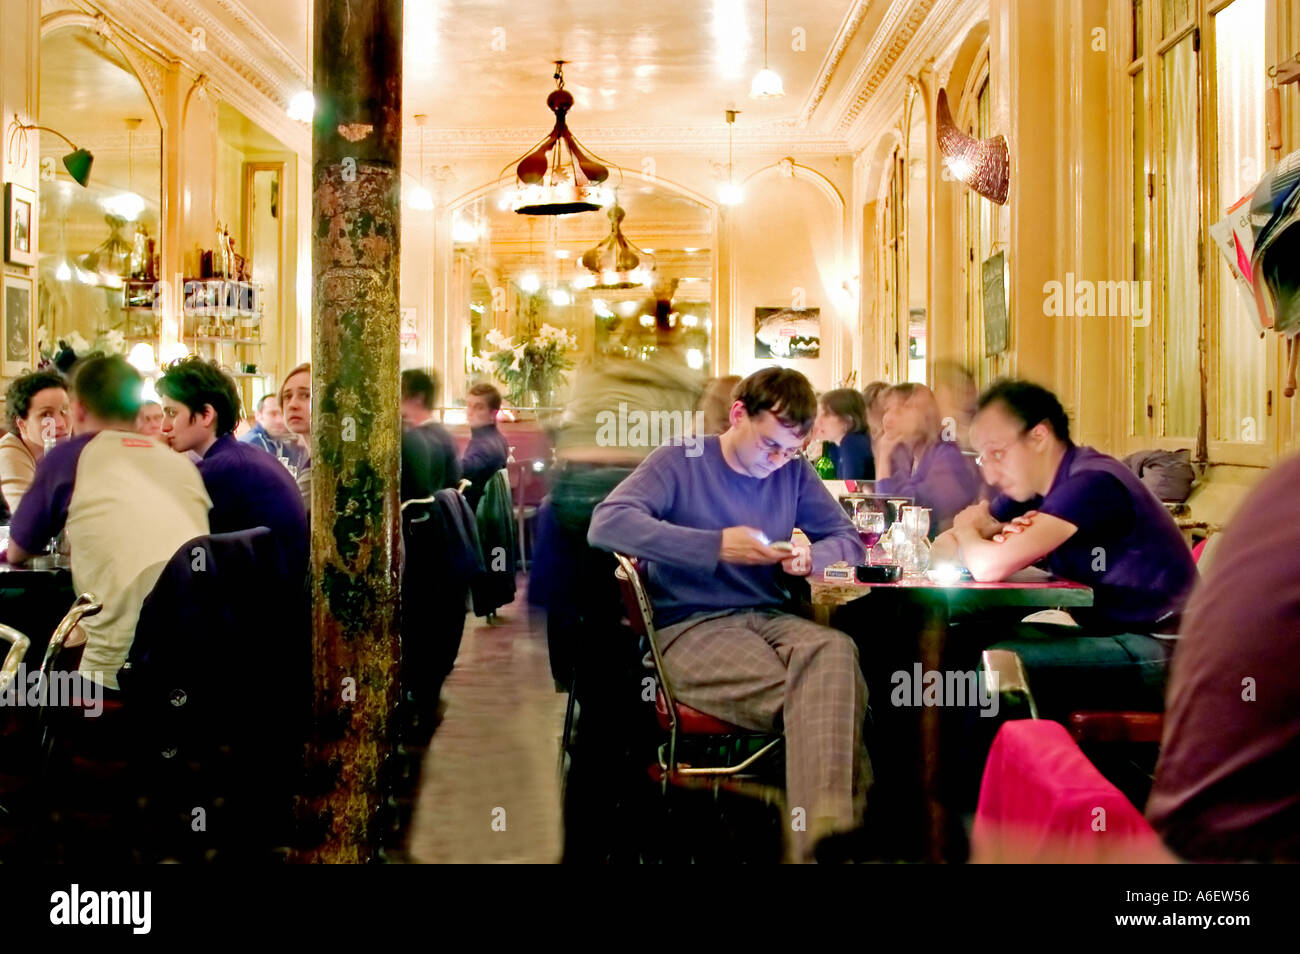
[84,0,306,154]
[796,0,875,128]
[827,0,937,135]
[843,0,982,155]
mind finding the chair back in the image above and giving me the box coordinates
[0,623,29,696]
[613,552,678,728]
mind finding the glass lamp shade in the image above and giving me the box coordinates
[749,68,785,100]
[62,149,93,187]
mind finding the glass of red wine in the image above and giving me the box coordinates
[853,503,886,566]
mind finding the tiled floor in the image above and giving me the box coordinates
[407,577,568,864]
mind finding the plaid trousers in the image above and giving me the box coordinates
[656,609,871,861]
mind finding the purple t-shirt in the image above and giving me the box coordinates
[990,445,1197,632]
[199,433,308,577]
[588,435,861,626]
[876,439,983,535]
[8,433,95,549]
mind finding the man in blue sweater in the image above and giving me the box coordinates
[588,367,869,862]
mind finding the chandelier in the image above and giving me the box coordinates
[503,61,613,215]
[580,196,654,288]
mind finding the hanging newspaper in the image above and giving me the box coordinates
[1249,148,1300,336]
[1210,148,1300,337]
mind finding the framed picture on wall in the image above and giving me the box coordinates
[4,183,38,268]
[755,306,820,359]
[3,272,35,374]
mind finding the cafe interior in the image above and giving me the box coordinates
[0,0,1297,867]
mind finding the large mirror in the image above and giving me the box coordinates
[36,26,162,361]
[447,180,714,408]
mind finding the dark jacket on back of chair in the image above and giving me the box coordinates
[472,469,516,616]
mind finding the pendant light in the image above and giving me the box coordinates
[750,1,785,100]
[409,114,434,210]
[104,118,145,222]
[501,61,612,215]
[580,190,655,289]
[719,110,744,206]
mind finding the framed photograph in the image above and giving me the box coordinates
[755,306,820,359]
[4,183,38,268]
[3,272,35,374]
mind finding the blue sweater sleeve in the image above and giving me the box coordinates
[588,451,723,573]
[794,463,864,572]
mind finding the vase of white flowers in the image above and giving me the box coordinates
[480,321,577,407]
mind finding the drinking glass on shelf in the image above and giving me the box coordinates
[852,503,886,566]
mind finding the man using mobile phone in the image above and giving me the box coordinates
[589,367,869,862]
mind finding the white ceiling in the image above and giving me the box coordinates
[188,0,883,149]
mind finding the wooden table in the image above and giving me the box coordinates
[809,571,1093,862]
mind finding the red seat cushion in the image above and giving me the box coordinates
[1068,710,1164,744]
[654,688,747,735]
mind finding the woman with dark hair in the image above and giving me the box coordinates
[814,388,874,479]
[0,369,71,514]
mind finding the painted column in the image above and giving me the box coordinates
[302,0,403,864]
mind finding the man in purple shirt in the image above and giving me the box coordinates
[588,367,869,862]
[932,379,1197,719]
[157,356,308,580]
[874,383,982,535]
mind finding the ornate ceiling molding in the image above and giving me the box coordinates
[796,0,875,128]
[831,0,938,135]
[842,0,981,155]
[86,0,307,154]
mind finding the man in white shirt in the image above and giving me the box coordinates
[7,355,211,690]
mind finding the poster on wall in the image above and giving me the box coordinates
[3,273,35,375]
[754,307,820,359]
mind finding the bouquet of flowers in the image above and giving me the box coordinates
[36,325,127,374]
[477,322,577,406]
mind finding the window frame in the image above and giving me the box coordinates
[1126,0,1278,466]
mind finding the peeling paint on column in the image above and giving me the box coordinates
[300,0,404,865]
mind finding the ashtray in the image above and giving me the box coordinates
[856,563,901,583]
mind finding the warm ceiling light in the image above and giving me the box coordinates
[6,114,93,186]
[409,114,436,210]
[409,186,434,211]
[451,216,479,242]
[502,61,612,215]
[288,91,315,123]
[519,272,541,293]
[104,192,145,221]
[750,1,785,100]
[549,288,572,306]
[580,196,655,289]
[935,88,1009,205]
[718,109,744,205]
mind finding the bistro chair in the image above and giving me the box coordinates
[611,553,783,795]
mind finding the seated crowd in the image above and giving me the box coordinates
[0,349,1294,866]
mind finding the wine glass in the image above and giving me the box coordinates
[853,503,886,565]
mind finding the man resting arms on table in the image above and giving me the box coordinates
[588,367,870,862]
[930,379,1197,720]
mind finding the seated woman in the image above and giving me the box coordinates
[0,369,71,514]
[814,388,874,480]
[873,383,982,534]
[931,379,1198,719]
[279,363,311,513]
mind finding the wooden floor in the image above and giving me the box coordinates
[407,577,568,864]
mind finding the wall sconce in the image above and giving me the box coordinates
[935,89,1009,205]
[7,113,94,186]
